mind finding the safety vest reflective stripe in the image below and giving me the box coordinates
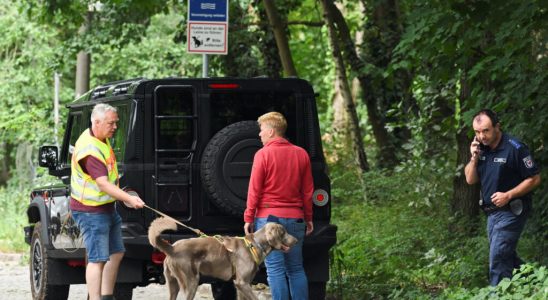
[70,129,119,206]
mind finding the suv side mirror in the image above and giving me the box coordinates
[38,146,59,170]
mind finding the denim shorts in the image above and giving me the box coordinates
[72,210,125,263]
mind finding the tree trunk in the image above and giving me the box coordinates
[263,0,298,77]
[254,2,283,78]
[451,129,481,235]
[326,0,398,169]
[75,10,93,98]
[451,72,480,234]
[332,77,349,133]
[368,0,418,162]
[321,0,369,172]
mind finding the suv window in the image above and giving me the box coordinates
[110,103,130,162]
[155,87,194,157]
[62,105,129,167]
[210,91,297,143]
[63,112,83,166]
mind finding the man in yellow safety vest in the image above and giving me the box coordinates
[70,103,145,300]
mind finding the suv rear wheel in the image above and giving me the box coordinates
[30,222,70,300]
[201,121,261,216]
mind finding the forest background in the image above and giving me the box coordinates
[0,0,546,299]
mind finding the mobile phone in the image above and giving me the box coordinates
[475,137,488,151]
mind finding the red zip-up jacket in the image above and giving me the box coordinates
[244,137,314,223]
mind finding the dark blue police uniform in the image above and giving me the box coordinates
[476,133,539,286]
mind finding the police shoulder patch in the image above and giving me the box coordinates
[509,139,522,149]
[523,155,534,169]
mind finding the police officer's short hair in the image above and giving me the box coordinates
[473,109,499,126]
[91,103,117,122]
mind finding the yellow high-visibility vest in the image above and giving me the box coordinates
[70,129,119,206]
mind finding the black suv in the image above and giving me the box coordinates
[25,77,337,300]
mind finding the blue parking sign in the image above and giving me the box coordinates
[188,0,228,22]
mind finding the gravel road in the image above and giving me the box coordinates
[0,253,271,300]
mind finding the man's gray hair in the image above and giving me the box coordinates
[91,103,117,122]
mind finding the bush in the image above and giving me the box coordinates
[442,263,548,299]
[0,184,29,252]
[0,174,58,253]
[328,162,546,299]
[328,168,461,299]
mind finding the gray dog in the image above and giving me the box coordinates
[148,217,298,300]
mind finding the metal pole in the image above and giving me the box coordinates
[54,72,60,148]
[202,54,208,78]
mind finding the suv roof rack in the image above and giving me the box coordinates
[91,78,147,100]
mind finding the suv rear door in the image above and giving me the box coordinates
[152,85,197,221]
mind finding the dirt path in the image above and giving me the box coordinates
[0,253,271,300]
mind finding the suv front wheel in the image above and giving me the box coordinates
[30,222,70,300]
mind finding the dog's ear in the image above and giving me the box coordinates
[265,223,285,249]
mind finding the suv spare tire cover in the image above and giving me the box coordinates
[201,121,261,216]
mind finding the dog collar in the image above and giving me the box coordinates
[242,236,262,265]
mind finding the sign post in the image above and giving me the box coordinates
[187,0,229,77]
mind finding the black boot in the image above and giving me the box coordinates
[101,295,114,300]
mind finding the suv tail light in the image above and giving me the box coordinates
[151,251,166,265]
[67,259,86,267]
[208,83,240,89]
[313,189,329,207]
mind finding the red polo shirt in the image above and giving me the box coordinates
[244,137,314,223]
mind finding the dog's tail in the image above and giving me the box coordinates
[148,217,177,256]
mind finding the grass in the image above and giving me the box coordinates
[0,185,29,253]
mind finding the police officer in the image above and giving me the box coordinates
[464,109,541,286]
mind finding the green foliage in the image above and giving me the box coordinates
[91,11,200,84]
[0,183,30,252]
[0,0,70,146]
[288,5,334,113]
[328,161,545,299]
[1,0,546,298]
[329,167,461,298]
[442,264,548,300]
[393,0,548,268]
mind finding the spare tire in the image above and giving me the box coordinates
[201,121,261,216]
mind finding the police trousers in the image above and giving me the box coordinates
[486,209,527,286]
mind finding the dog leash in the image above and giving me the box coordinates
[144,204,206,237]
[144,204,262,264]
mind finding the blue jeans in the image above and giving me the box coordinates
[72,210,125,263]
[487,210,527,286]
[255,217,308,300]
